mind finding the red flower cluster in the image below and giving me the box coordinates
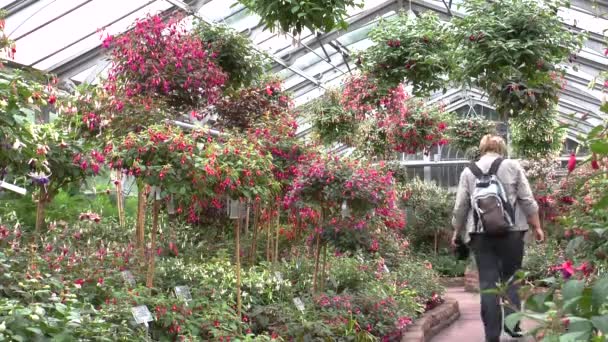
[383,97,448,154]
[104,14,226,107]
[341,74,382,119]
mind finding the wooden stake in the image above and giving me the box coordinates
[146,199,160,288]
[320,243,328,292]
[235,208,243,334]
[244,201,250,234]
[35,188,47,234]
[312,233,321,293]
[115,171,125,227]
[274,204,280,264]
[250,203,259,264]
[266,208,272,262]
[136,180,147,263]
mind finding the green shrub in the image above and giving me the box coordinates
[401,178,453,250]
[416,251,466,278]
[522,239,564,281]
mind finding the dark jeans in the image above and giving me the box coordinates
[470,231,525,341]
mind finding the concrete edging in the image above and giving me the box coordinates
[401,298,460,342]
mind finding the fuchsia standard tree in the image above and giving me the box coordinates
[286,155,403,292]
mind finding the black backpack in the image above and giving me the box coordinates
[468,158,516,235]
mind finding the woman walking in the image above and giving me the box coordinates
[451,135,544,342]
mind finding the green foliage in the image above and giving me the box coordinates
[0,68,55,178]
[452,0,583,119]
[402,178,453,247]
[522,239,565,281]
[510,109,565,159]
[0,189,137,230]
[415,251,467,278]
[193,21,269,90]
[304,88,358,146]
[448,116,496,153]
[237,0,364,36]
[362,12,454,96]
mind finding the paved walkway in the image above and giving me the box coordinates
[431,287,535,342]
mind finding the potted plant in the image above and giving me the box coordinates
[237,0,364,36]
[361,11,454,96]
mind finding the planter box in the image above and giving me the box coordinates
[401,298,460,342]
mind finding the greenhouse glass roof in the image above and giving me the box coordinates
[2,0,607,145]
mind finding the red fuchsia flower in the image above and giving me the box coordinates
[591,154,600,170]
[576,262,593,278]
[567,153,576,173]
[48,95,57,105]
[553,260,575,279]
[97,277,104,286]
[74,278,85,288]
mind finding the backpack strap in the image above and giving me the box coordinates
[488,158,504,176]
[468,162,484,179]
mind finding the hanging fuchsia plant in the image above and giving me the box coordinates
[102,14,227,118]
[341,74,384,119]
[383,98,449,154]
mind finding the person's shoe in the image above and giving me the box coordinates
[504,324,524,338]
[486,337,500,342]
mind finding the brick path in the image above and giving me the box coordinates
[430,287,535,342]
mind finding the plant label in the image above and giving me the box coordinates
[228,199,241,219]
[121,270,136,287]
[383,264,390,273]
[330,277,338,289]
[293,297,305,312]
[0,181,26,195]
[131,305,153,324]
[274,271,283,282]
[174,285,192,302]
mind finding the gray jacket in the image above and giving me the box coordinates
[452,153,539,242]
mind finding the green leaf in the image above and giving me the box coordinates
[559,330,591,342]
[505,312,524,332]
[563,279,585,302]
[25,327,42,335]
[591,315,608,334]
[590,141,608,154]
[595,195,608,209]
[592,277,608,311]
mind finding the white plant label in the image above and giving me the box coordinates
[121,270,136,287]
[174,285,192,302]
[293,297,305,312]
[131,305,153,324]
[0,181,26,195]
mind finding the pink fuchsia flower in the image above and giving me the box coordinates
[567,153,576,173]
[553,260,575,279]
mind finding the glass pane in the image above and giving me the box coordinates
[13,0,157,66]
[198,0,240,22]
[32,0,171,71]
[7,0,89,40]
